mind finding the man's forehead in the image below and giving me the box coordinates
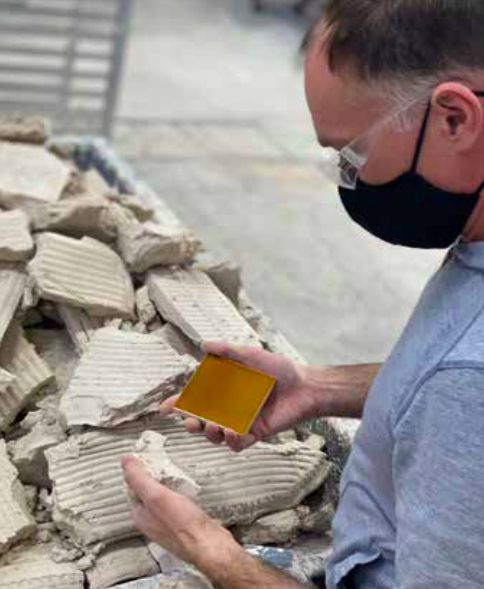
[304,38,386,147]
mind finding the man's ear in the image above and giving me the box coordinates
[431,82,484,151]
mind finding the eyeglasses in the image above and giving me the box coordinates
[319,93,428,190]
[321,89,484,191]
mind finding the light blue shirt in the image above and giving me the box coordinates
[326,240,484,589]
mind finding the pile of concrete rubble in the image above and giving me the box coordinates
[0,117,343,589]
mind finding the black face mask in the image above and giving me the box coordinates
[338,94,484,249]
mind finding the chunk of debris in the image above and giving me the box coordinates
[112,572,213,589]
[59,328,196,428]
[117,219,201,273]
[0,116,50,145]
[0,263,26,346]
[194,254,241,306]
[238,290,306,362]
[0,542,84,588]
[129,431,200,501]
[29,233,135,318]
[157,323,202,360]
[46,417,330,545]
[0,142,70,209]
[83,168,116,199]
[298,502,335,536]
[86,539,159,589]
[9,407,67,487]
[58,305,104,354]
[0,367,14,393]
[147,269,261,347]
[0,440,36,554]
[108,192,155,223]
[0,322,54,431]
[0,210,34,262]
[26,329,78,393]
[135,286,157,326]
[30,196,117,243]
[234,508,302,545]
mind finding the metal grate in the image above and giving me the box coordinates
[0,0,132,137]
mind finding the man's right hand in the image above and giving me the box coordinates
[160,341,318,452]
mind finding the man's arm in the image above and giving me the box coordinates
[303,363,381,419]
[122,457,313,589]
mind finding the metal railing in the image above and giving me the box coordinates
[0,0,132,137]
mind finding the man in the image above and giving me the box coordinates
[122,1,484,587]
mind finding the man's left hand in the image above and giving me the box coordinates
[121,456,239,571]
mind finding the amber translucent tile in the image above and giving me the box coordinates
[175,354,276,434]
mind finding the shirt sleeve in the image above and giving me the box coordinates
[393,367,484,589]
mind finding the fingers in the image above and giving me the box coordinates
[204,423,225,445]
[159,394,180,417]
[121,456,167,506]
[185,418,204,434]
[225,429,257,453]
[201,341,250,363]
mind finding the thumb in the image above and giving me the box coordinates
[201,341,248,363]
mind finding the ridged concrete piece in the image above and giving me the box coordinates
[0,210,34,262]
[0,142,70,209]
[0,263,26,346]
[29,233,135,318]
[117,218,201,273]
[158,324,201,360]
[0,542,84,588]
[0,322,54,431]
[60,328,196,428]
[30,196,116,243]
[87,539,159,589]
[147,269,261,347]
[58,305,104,354]
[46,417,329,545]
[0,440,35,554]
[0,367,14,392]
[135,286,157,326]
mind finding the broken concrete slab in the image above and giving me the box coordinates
[60,328,196,428]
[238,290,305,363]
[86,539,159,589]
[117,218,201,273]
[298,502,335,536]
[157,324,202,360]
[0,116,50,145]
[0,210,34,262]
[46,416,329,545]
[58,305,105,354]
[0,321,54,431]
[0,367,14,393]
[0,263,26,346]
[0,142,70,210]
[9,407,67,487]
[30,196,117,243]
[147,269,261,347]
[234,508,302,545]
[108,192,155,223]
[112,572,213,589]
[130,431,200,500]
[0,541,84,588]
[135,286,158,326]
[26,329,78,393]
[194,254,241,306]
[0,440,36,554]
[29,233,135,319]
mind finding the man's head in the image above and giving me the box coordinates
[304,0,484,204]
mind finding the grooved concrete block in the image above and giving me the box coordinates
[0,142,70,209]
[30,196,117,243]
[0,542,84,588]
[0,441,36,554]
[60,328,196,428]
[46,417,329,546]
[0,322,54,431]
[86,539,159,589]
[29,233,135,319]
[147,268,261,347]
[0,263,26,347]
[117,218,201,273]
[0,210,34,262]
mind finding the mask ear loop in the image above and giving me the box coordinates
[410,101,432,173]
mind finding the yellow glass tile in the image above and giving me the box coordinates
[174,353,276,434]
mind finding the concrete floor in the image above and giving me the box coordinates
[115,0,443,366]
